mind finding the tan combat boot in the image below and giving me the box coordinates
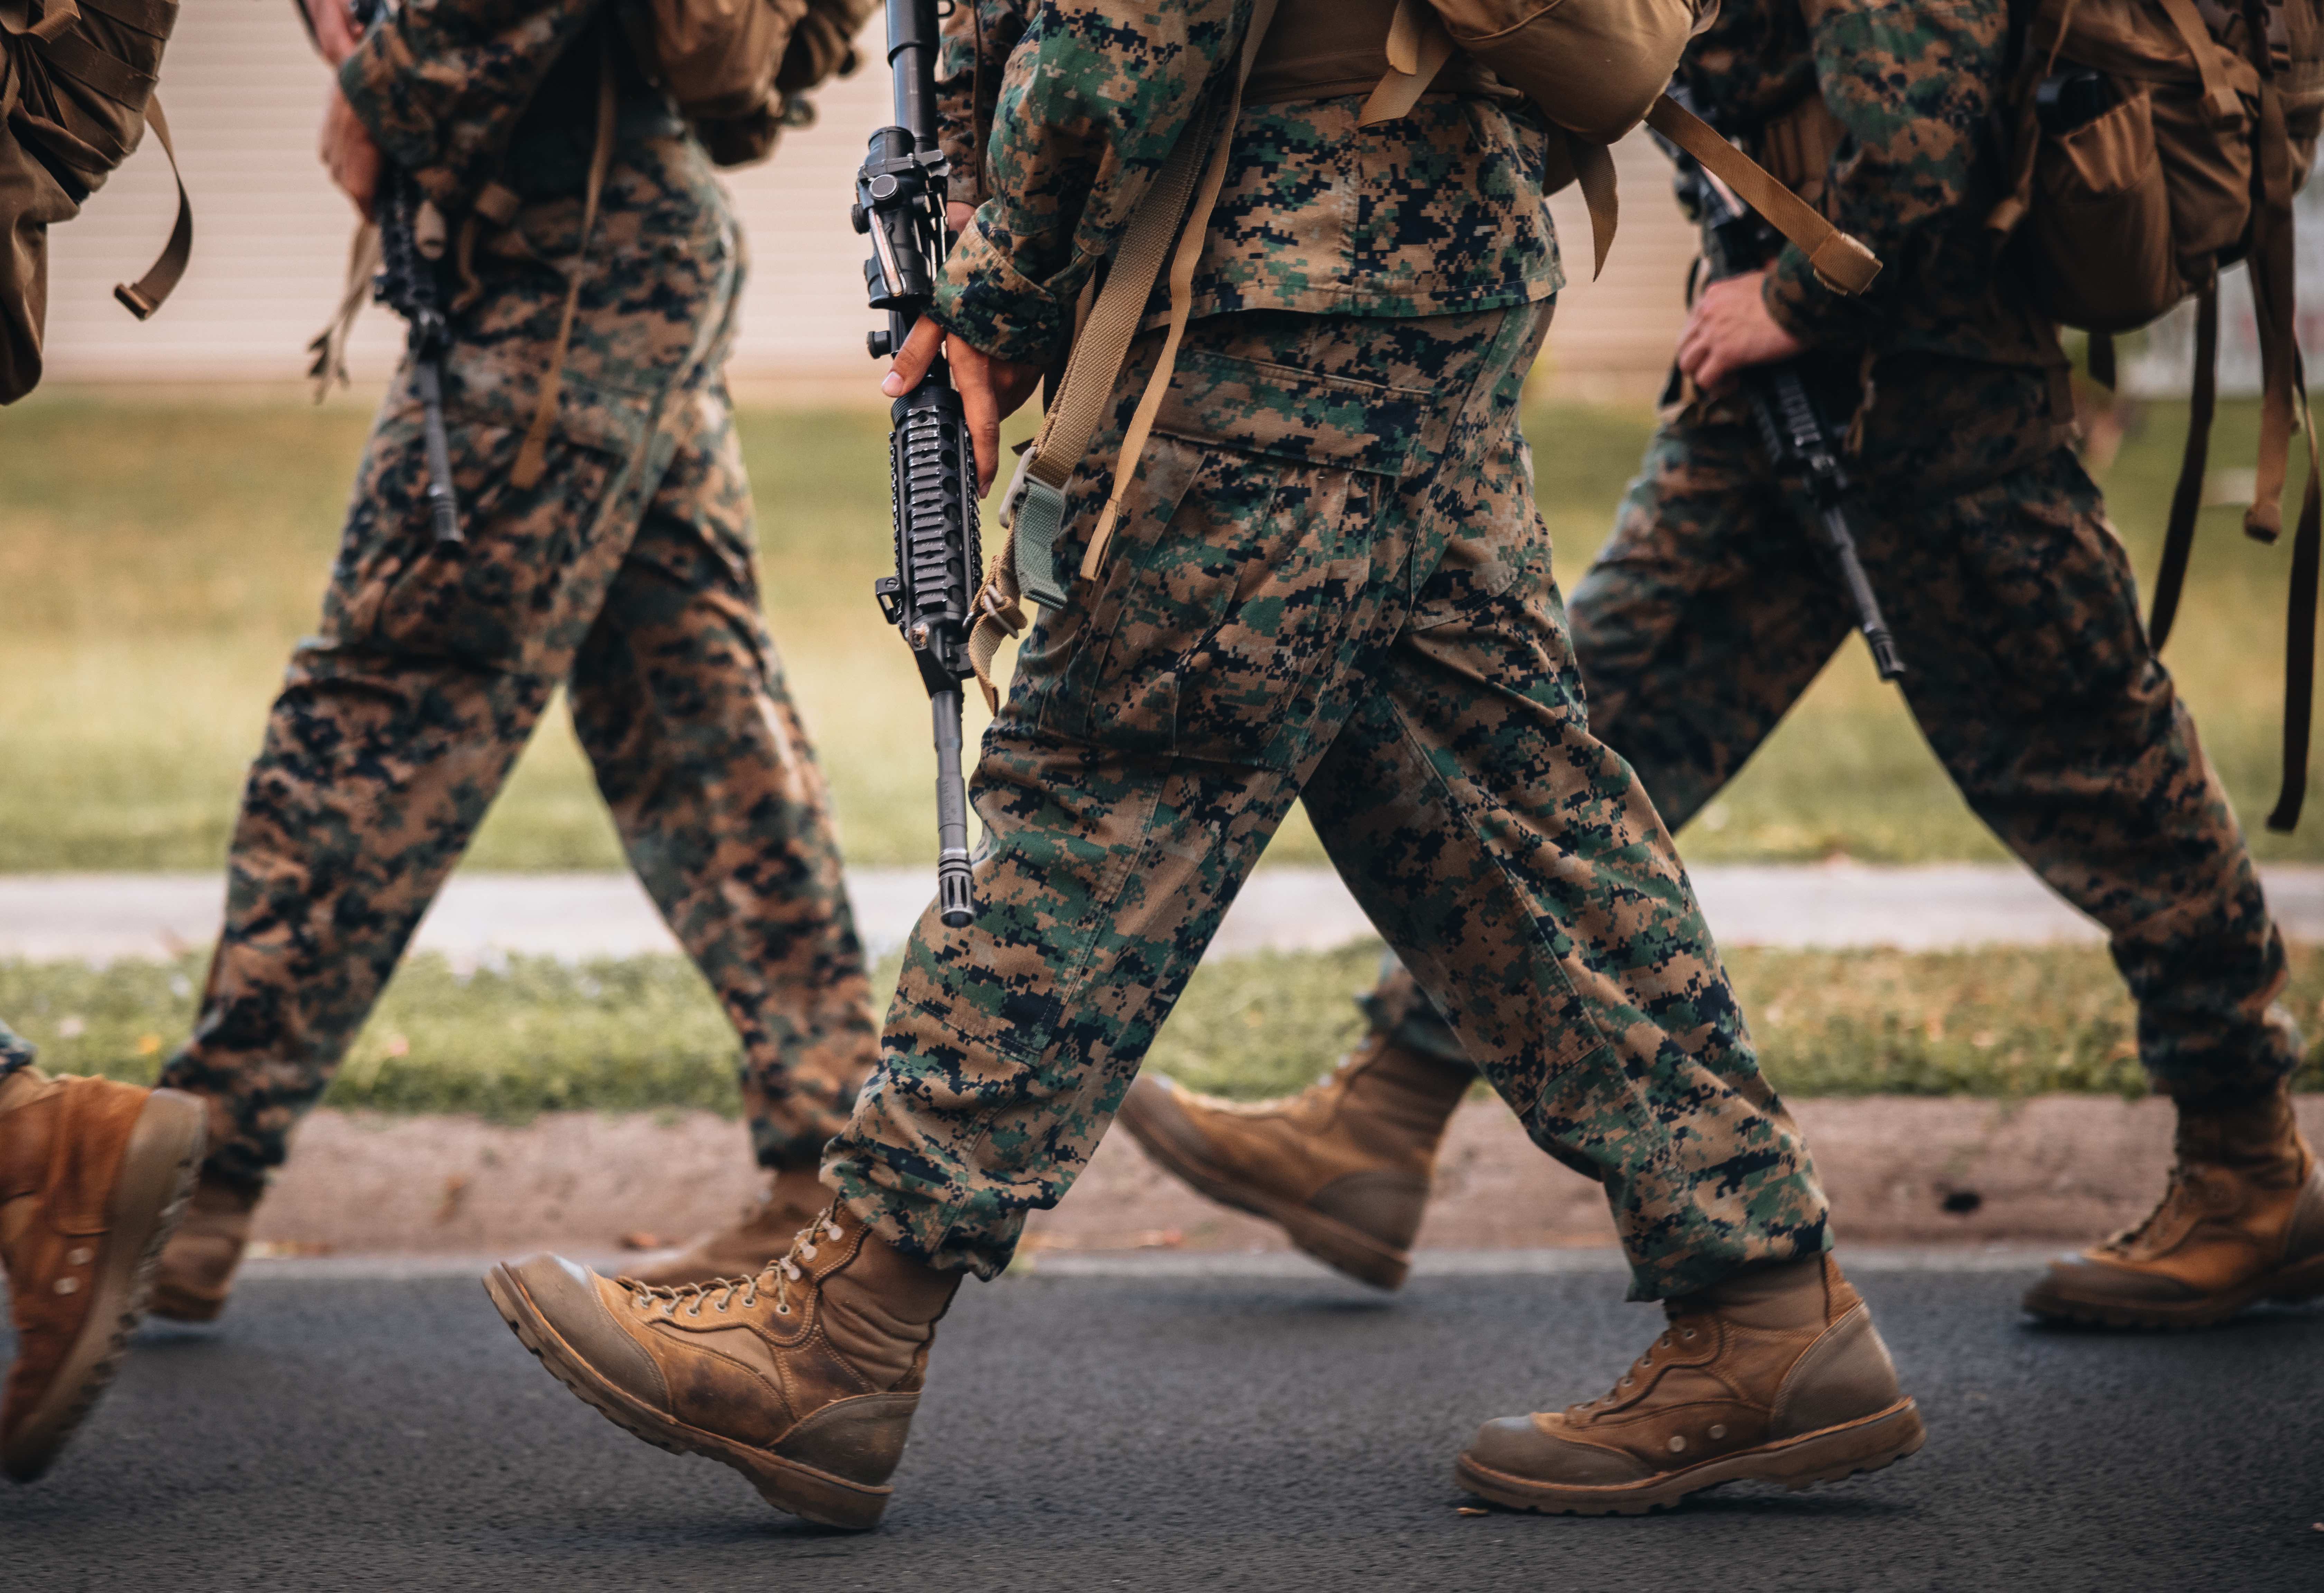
[485,1200,960,1529]
[1,1067,205,1482]
[1455,1255,1925,1515]
[621,1165,833,1289]
[2024,1083,2324,1329]
[1115,1030,1472,1290]
[149,1171,263,1323]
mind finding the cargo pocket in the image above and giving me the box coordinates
[1053,347,1427,771]
[2029,86,2183,331]
[324,355,652,675]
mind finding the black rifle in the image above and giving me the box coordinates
[856,0,980,926]
[351,0,462,547]
[1652,87,1901,682]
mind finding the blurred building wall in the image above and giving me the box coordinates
[35,2,1700,402]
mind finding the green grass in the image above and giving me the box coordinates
[6,941,2318,1115]
[5,386,2317,869]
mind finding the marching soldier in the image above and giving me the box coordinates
[1124,0,2324,1332]
[487,0,1927,1524]
[147,0,881,1320]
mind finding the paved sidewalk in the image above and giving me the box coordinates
[5,863,2324,964]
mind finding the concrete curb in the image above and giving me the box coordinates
[232,1095,2324,1265]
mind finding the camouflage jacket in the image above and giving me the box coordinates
[931,0,1562,365]
[339,0,620,213]
[1682,0,2060,370]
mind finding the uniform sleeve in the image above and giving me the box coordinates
[930,0,1249,365]
[338,0,601,212]
[1760,0,2002,347]
[937,0,1032,207]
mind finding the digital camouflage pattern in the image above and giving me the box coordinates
[827,301,1835,1300]
[1341,0,2301,1104]
[930,0,1561,365]
[1358,360,2299,1103]
[1684,0,2060,370]
[157,29,876,1189]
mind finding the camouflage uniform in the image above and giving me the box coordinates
[156,0,876,1189]
[823,0,1834,1302]
[1355,0,2301,1106]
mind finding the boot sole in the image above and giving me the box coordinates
[1117,1084,1410,1292]
[4,1088,205,1483]
[2022,1250,2324,1330]
[1453,1397,1926,1516]
[481,1263,893,1530]
[145,1283,227,1325]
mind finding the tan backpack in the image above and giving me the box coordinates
[1987,0,2324,826]
[1,0,191,404]
[619,0,876,166]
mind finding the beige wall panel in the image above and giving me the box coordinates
[34,5,1697,402]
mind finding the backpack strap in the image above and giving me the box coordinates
[2147,282,2216,652]
[1644,94,1880,294]
[111,96,191,319]
[510,35,617,490]
[966,0,1282,709]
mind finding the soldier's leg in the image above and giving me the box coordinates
[495,304,1917,1520]
[566,380,880,1283]
[1124,409,1854,1279]
[150,362,673,1319]
[1872,446,2320,1326]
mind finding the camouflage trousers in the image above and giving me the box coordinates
[826,302,1832,1299]
[1365,365,2298,1101]
[158,126,876,1189]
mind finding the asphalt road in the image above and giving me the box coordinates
[3,1261,2320,1591]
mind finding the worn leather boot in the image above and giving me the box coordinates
[1456,1255,1924,1514]
[2024,1083,2324,1328]
[1115,1028,1473,1290]
[622,1166,834,1289]
[1,1066,205,1482]
[149,1170,263,1323]
[485,1200,961,1529]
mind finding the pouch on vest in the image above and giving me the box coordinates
[1,0,191,404]
[617,0,875,167]
[1988,0,2324,827]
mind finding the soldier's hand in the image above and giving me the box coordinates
[303,0,363,66]
[321,85,382,217]
[1677,271,1807,395]
[882,317,1044,494]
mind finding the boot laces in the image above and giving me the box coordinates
[1571,1304,1703,1415]
[619,1209,845,1320]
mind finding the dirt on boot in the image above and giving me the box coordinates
[485,1200,961,1529]
[1115,1030,1472,1290]
[1455,1255,1925,1515]
[2024,1083,2324,1329]
[621,1166,833,1288]
[149,1171,262,1324]
[0,1067,205,1482]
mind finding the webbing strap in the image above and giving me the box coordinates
[1644,94,1881,295]
[111,97,191,320]
[2243,81,2300,545]
[2269,369,2321,831]
[306,221,384,398]
[2154,0,2241,121]
[2148,284,2217,651]
[964,0,1280,706]
[1357,0,1455,125]
[511,38,617,490]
